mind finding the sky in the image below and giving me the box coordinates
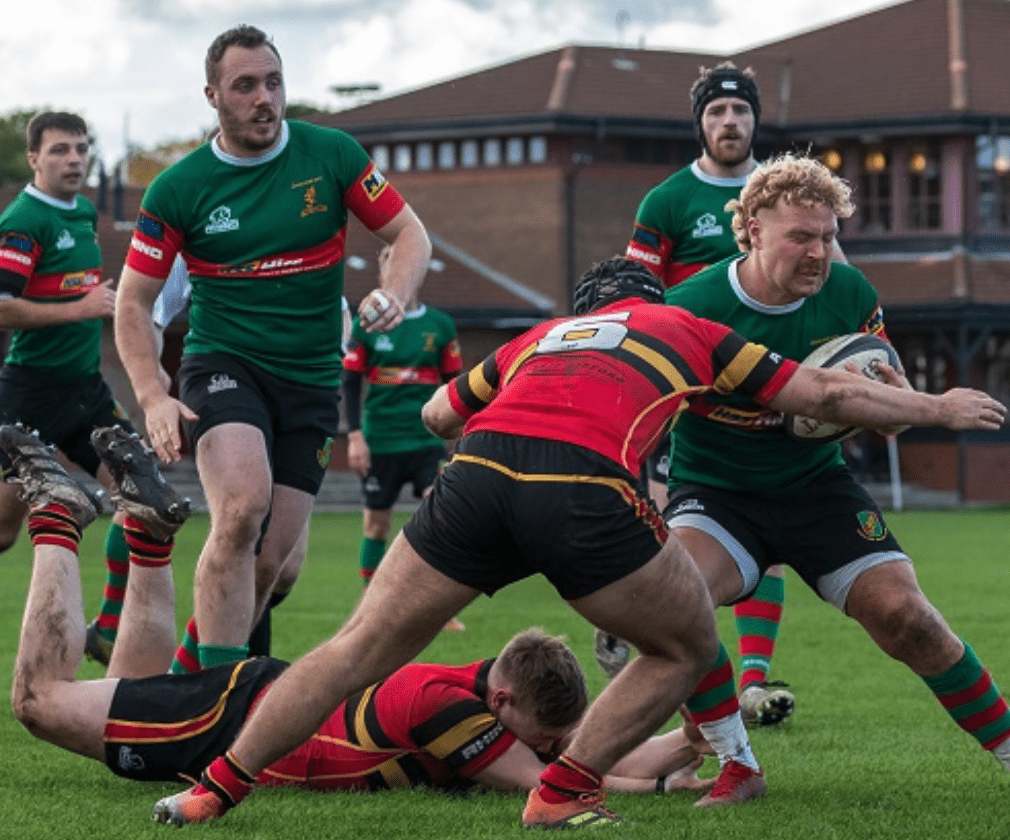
[5,0,898,166]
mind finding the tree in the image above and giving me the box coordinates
[0,109,35,187]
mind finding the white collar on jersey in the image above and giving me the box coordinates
[690,159,749,189]
[211,121,290,167]
[728,256,806,315]
[403,304,427,320]
[24,184,80,211]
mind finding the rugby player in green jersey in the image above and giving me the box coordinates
[614,64,843,724]
[663,153,1010,785]
[115,25,431,673]
[343,246,464,631]
[0,112,169,665]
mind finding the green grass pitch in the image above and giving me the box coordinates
[0,509,1007,839]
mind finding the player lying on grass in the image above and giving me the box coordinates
[3,423,715,799]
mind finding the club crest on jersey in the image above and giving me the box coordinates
[56,229,75,250]
[856,510,887,541]
[423,333,437,352]
[205,206,239,234]
[361,167,389,201]
[317,437,333,468]
[691,213,723,239]
[300,185,328,218]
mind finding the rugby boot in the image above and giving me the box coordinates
[90,425,190,540]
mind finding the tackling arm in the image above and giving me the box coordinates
[769,367,1007,432]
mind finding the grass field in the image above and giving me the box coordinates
[0,508,1008,839]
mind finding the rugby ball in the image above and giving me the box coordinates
[784,333,901,443]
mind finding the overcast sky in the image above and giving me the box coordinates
[6,0,896,165]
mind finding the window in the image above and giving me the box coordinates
[859,148,891,233]
[393,144,411,172]
[907,144,941,230]
[483,138,501,167]
[506,137,525,166]
[978,135,1010,232]
[416,143,433,171]
[460,140,479,168]
[529,136,547,164]
[437,141,455,169]
[371,144,390,171]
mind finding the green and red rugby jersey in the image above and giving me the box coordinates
[261,659,516,790]
[344,305,462,454]
[664,255,890,495]
[626,161,746,288]
[0,186,104,375]
[125,120,405,388]
[446,299,798,476]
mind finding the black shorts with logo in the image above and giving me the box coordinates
[361,446,447,510]
[0,365,134,476]
[104,657,287,783]
[663,467,907,609]
[402,431,668,601]
[179,352,341,495]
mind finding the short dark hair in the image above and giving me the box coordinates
[496,629,587,729]
[573,257,665,315]
[205,24,282,86]
[26,112,88,153]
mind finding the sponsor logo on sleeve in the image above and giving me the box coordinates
[130,239,164,261]
[631,226,662,250]
[361,166,389,201]
[626,245,662,265]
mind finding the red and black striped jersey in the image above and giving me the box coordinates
[447,299,798,475]
[260,659,514,791]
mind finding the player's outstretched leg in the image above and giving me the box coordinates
[0,424,99,527]
[90,426,191,540]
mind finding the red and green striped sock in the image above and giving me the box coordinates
[922,640,1010,751]
[733,571,785,690]
[685,641,739,723]
[359,536,385,585]
[170,616,201,675]
[94,522,129,646]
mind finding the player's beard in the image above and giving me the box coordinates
[218,104,282,154]
[707,134,753,168]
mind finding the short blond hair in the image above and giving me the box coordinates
[729,153,854,251]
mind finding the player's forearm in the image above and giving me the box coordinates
[0,296,93,329]
[116,287,169,409]
[774,368,1006,432]
[377,207,431,305]
[421,386,466,439]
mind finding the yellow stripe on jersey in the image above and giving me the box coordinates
[502,342,539,386]
[377,757,412,788]
[467,365,498,405]
[423,712,500,761]
[714,342,768,394]
[353,684,381,751]
[621,337,691,393]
